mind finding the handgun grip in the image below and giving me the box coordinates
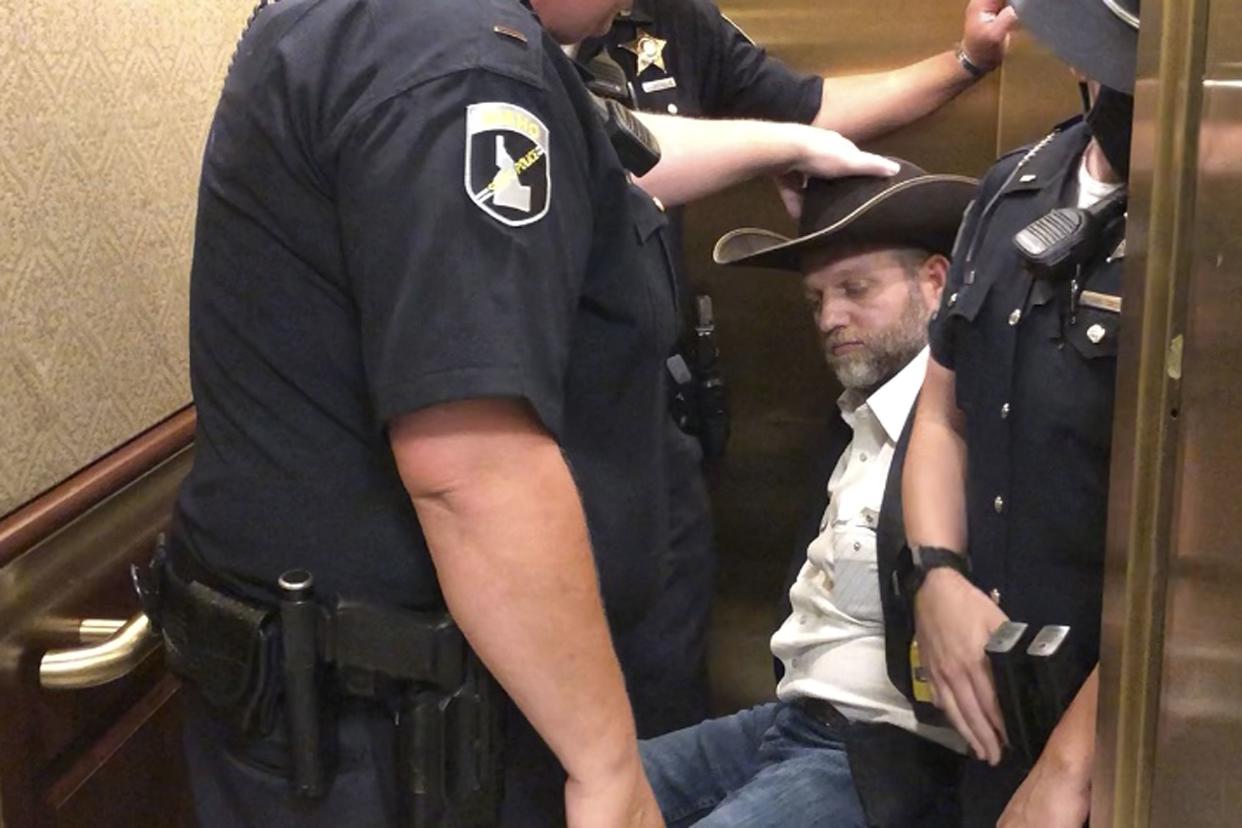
[398,689,447,828]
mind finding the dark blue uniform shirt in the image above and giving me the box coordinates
[586,0,823,121]
[582,0,823,304]
[175,0,678,629]
[931,118,1121,691]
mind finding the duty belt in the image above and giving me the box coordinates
[135,535,502,827]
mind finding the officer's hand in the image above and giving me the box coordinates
[997,748,1091,828]
[791,127,901,181]
[564,756,665,828]
[913,567,1008,765]
[962,0,1019,73]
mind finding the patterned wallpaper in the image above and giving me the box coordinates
[0,0,254,517]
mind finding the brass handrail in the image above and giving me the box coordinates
[40,613,159,690]
[78,617,127,643]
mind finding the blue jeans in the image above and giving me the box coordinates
[639,702,867,828]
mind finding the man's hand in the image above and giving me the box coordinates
[565,756,665,828]
[634,114,895,207]
[791,126,899,180]
[961,0,1019,72]
[914,567,1008,764]
[997,754,1091,828]
[771,132,895,221]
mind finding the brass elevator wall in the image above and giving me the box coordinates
[0,1,253,518]
[699,1,1081,708]
[1145,0,1242,820]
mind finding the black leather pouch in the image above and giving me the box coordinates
[160,567,280,736]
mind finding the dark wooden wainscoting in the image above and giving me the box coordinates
[0,409,195,828]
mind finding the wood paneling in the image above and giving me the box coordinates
[0,409,195,568]
[0,430,193,826]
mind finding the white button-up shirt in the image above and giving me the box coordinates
[771,348,962,751]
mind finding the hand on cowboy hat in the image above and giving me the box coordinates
[715,160,978,272]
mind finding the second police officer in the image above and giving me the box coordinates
[902,0,1139,825]
[163,0,897,825]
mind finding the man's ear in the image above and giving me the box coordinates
[919,253,951,311]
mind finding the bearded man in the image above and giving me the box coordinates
[637,160,979,828]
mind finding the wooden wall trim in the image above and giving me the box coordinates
[0,408,196,567]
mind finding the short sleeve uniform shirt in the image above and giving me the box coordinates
[580,0,823,317]
[584,0,823,122]
[175,0,678,629]
[930,119,1123,679]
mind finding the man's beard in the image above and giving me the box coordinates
[823,292,930,392]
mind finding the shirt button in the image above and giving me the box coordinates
[1001,403,1010,419]
[1008,309,1022,326]
[853,541,862,551]
[666,103,679,115]
[859,452,868,462]
[994,495,1005,514]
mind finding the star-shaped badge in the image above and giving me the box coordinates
[622,29,668,76]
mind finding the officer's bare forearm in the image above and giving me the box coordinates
[633,114,813,206]
[632,112,896,207]
[813,51,976,143]
[814,0,1018,142]
[903,357,969,553]
[1041,666,1099,779]
[389,399,640,787]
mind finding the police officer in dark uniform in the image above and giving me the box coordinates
[573,0,1018,738]
[161,0,896,824]
[900,1,1139,825]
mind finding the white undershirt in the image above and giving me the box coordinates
[770,349,964,752]
[1077,155,1123,209]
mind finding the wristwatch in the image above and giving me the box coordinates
[954,42,989,80]
[904,545,971,599]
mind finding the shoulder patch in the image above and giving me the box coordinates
[465,102,551,227]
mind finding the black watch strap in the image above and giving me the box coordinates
[912,545,970,576]
[902,545,970,602]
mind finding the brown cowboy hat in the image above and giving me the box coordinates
[713,159,978,272]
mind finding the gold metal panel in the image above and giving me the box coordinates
[720,0,998,172]
[994,30,1085,151]
[1144,0,1242,822]
[1092,0,1210,823]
